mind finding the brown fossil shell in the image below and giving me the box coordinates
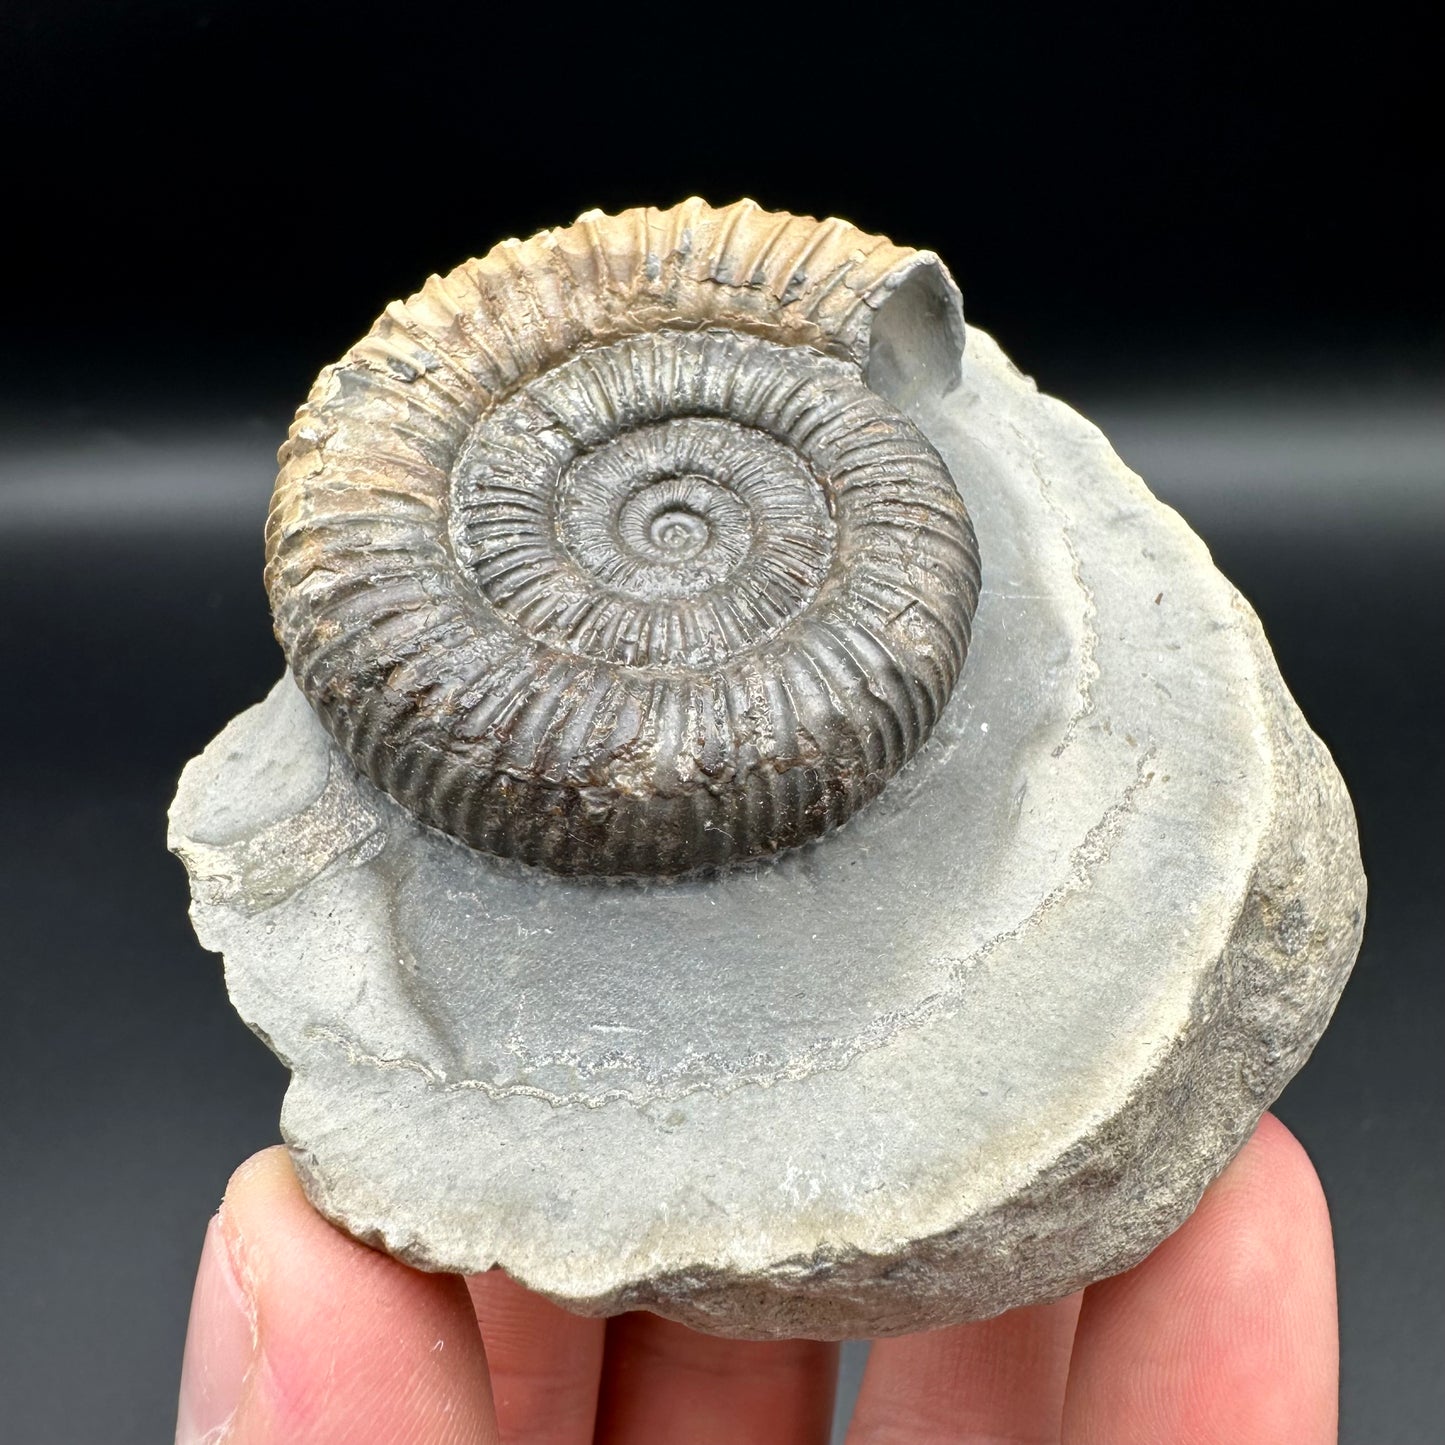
[266,199,981,877]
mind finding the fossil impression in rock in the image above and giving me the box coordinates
[171,200,1365,1340]
[266,201,980,876]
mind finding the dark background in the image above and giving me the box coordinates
[0,3,1439,1442]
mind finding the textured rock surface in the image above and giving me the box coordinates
[170,324,1364,1339]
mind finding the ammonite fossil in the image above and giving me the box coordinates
[177,201,1365,1336]
[266,199,980,876]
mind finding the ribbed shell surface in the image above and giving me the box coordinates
[266,199,981,876]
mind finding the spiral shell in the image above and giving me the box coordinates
[266,199,980,877]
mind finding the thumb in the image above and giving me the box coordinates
[176,1146,497,1445]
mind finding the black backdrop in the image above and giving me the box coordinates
[2,1,1437,411]
[0,4,1439,1442]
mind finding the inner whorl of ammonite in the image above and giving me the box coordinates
[267,199,981,877]
[451,333,838,671]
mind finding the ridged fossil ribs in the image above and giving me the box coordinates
[266,199,980,876]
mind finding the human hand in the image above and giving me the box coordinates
[175,1113,1336,1444]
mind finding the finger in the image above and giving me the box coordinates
[593,1312,838,1445]
[465,1271,604,1445]
[844,1293,1082,1443]
[176,1146,498,1445]
[1062,1112,1338,1445]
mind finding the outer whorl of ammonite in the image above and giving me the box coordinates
[266,199,981,876]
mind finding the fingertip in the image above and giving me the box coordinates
[181,1146,496,1445]
[176,1212,257,1445]
[222,1144,294,1206]
[1063,1112,1338,1445]
[465,1271,605,1443]
[1228,1111,1333,1237]
[215,1145,377,1306]
[1154,1112,1334,1343]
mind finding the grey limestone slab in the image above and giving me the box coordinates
[169,324,1364,1339]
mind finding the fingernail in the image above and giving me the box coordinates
[176,1214,255,1445]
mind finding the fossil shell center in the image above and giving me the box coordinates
[450,334,841,667]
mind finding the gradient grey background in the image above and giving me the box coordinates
[0,4,1439,1442]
